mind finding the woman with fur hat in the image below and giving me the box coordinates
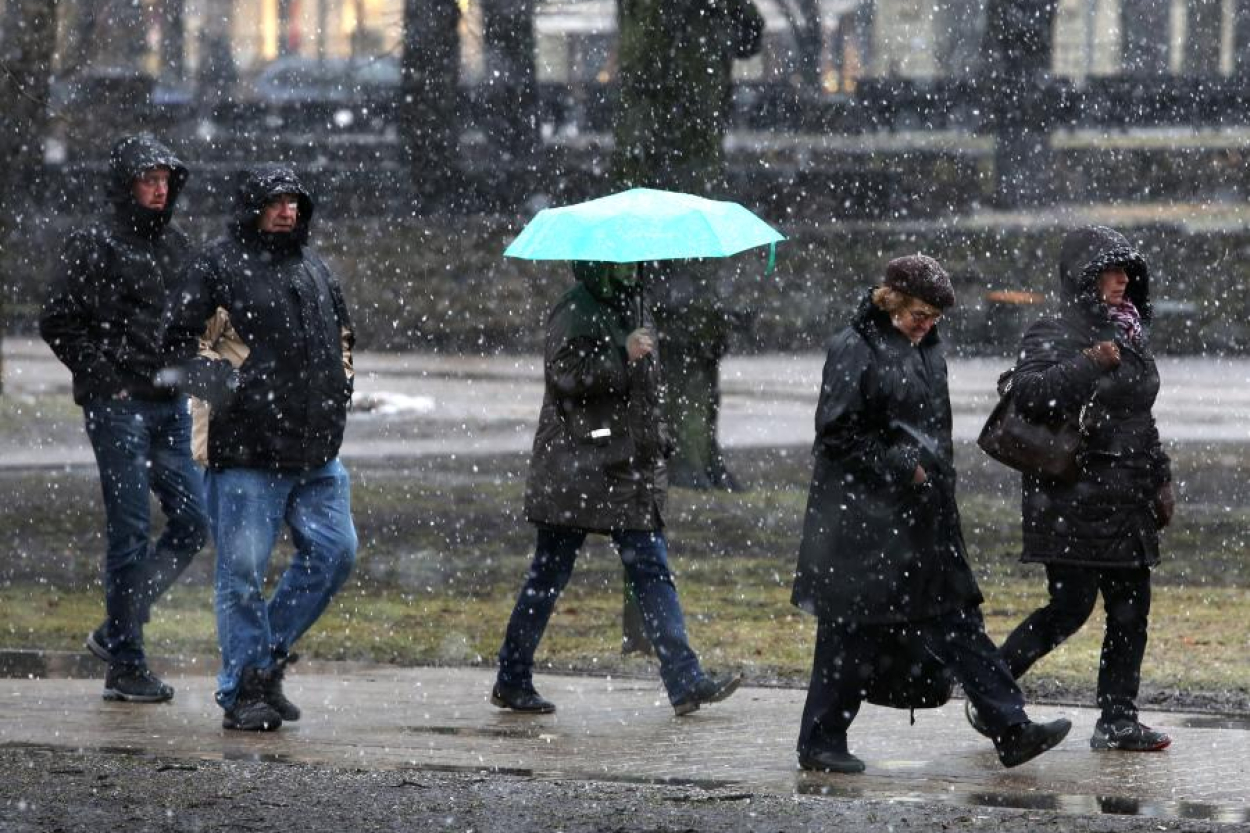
[792,255,1072,773]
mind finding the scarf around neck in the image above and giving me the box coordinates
[1107,299,1143,344]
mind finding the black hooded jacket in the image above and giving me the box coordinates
[163,166,354,471]
[40,134,191,404]
[1011,226,1170,568]
[791,292,984,624]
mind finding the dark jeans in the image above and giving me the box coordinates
[497,526,703,703]
[1000,564,1151,722]
[797,608,1028,755]
[83,398,209,664]
[206,460,357,709]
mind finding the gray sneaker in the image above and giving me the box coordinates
[1090,719,1171,751]
[103,663,174,703]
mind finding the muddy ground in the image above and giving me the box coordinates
[0,747,1235,833]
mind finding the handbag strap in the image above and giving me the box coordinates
[1000,365,1097,432]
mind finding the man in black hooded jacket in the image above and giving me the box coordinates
[163,166,356,732]
[39,134,209,703]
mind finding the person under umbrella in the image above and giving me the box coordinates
[492,261,741,716]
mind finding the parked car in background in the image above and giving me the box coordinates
[248,55,400,103]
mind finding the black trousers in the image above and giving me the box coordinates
[797,608,1028,755]
[1000,564,1151,722]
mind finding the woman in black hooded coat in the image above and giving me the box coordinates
[792,255,1071,773]
[966,226,1174,752]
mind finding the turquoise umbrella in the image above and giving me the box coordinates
[503,188,785,271]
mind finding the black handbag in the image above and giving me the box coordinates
[977,371,1091,485]
[864,627,953,712]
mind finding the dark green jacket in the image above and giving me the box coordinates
[523,282,669,532]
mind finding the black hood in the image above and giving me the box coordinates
[108,133,189,236]
[232,165,316,250]
[1058,225,1152,324]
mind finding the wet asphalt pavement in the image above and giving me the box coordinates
[2,660,1250,831]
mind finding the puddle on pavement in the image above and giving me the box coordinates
[0,649,212,680]
[1175,715,1250,731]
[405,724,559,741]
[794,777,1250,823]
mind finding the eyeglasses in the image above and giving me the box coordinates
[908,309,941,325]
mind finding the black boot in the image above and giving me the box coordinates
[490,683,556,714]
[263,653,301,722]
[995,718,1072,768]
[223,668,283,731]
[672,672,743,716]
[798,745,866,774]
[103,662,174,703]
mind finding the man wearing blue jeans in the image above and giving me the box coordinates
[163,165,356,730]
[495,262,740,716]
[40,134,208,702]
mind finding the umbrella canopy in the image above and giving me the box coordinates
[503,188,785,264]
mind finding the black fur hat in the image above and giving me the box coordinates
[884,254,955,310]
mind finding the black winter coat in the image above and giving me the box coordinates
[40,134,191,404]
[792,294,983,624]
[1012,226,1170,568]
[163,166,354,471]
[523,281,669,532]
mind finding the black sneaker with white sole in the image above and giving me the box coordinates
[103,663,174,703]
[1090,718,1172,751]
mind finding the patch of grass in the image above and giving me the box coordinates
[5,556,1248,703]
[4,445,1250,707]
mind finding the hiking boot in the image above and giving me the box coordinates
[964,700,993,738]
[1090,718,1172,752]
[994,718,1072,768]
[798,747,866,774]
[490,683,556,714]
[86,622,116,663]
[103,662,174,703]
[672,672,743,716]
[223,668,283,731]
[262,654,301,722]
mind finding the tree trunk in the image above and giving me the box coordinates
[278,0,296,56]
[400,0,463,212]
[481,0,538,161]
[159,0,187,82]
[611,0,763,492]
[980,0,1058,207]
[0,0,59,397]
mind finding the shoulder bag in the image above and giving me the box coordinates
[977,370,1092,484]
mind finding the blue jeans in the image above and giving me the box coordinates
[497,526,703,703]
[206,459,357,709]
[83,398,209,665]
